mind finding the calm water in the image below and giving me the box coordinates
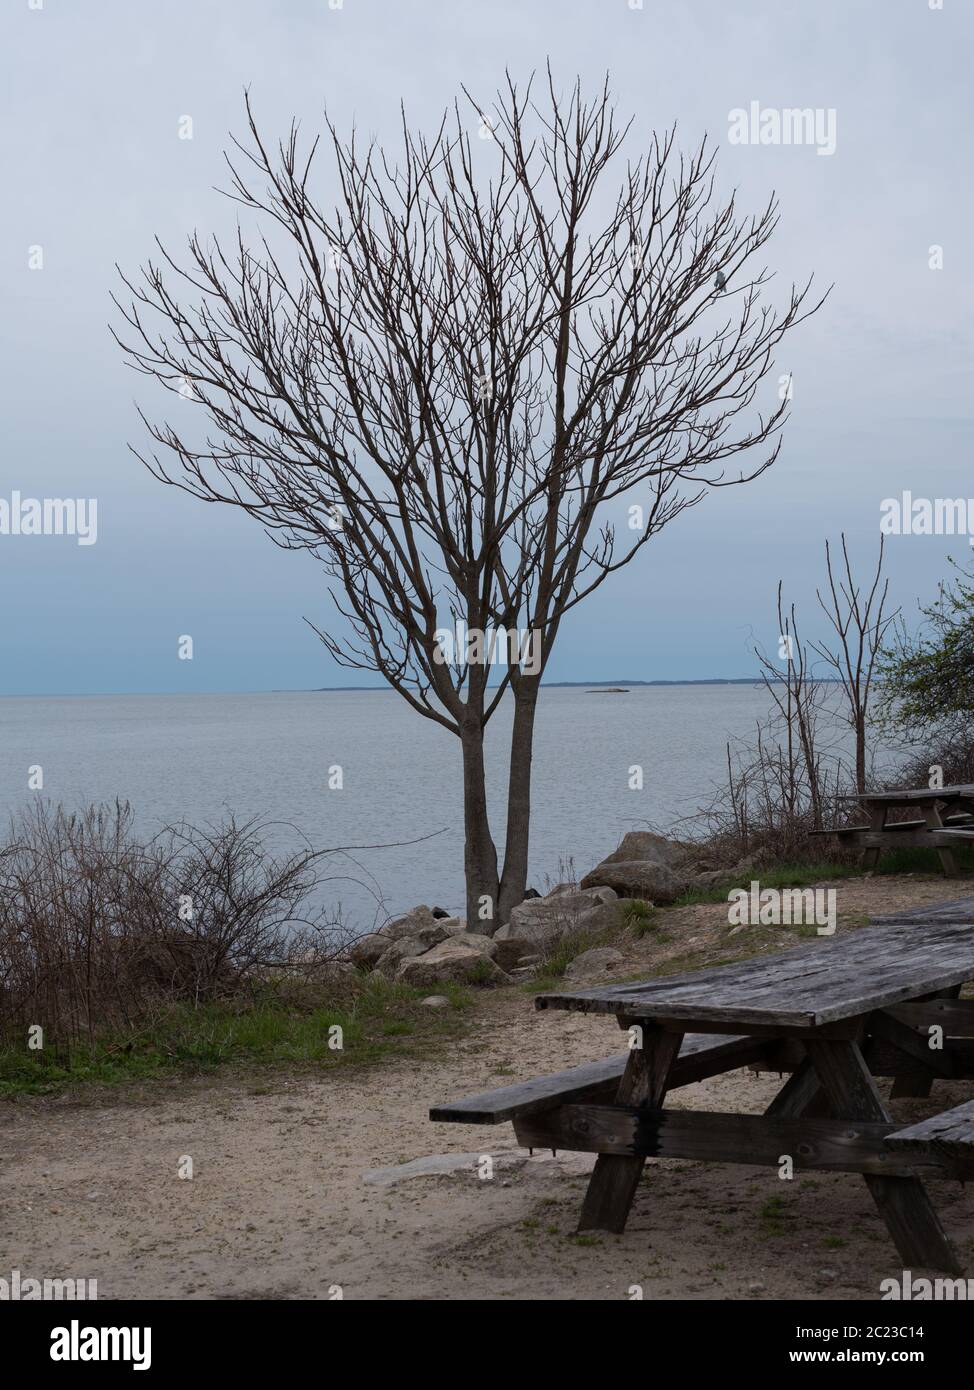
[0,686,785,927]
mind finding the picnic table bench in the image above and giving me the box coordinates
[431,921,974,1274]
[811,783,974,875]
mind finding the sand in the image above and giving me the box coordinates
[3,871,974,1301]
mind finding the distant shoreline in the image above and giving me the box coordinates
[312,677,841,691]
[1,677,845,698]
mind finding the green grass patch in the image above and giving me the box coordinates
[622,898,657,936]
[0,975,473,1098]
[676,848,974,908]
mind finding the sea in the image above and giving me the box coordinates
[1,683,835,931]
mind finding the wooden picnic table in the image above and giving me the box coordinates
[433,920,974,1273]
[816,783,974,875]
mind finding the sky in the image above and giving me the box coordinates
[1,0,972,695]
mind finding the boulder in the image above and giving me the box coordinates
[374,935,433,978]
[597,831,688,868]
[564,947,624,980]
[382,905,439,940]
[420,995,450,1008]
[582,859,688,902]
[349,931,394,970]
[692,869,733,890]
[494,887,621,955]
[395,934,507,987]
[581,833,691,903]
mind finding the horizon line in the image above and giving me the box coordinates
[0,676,841,698]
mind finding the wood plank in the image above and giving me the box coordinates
[869,1010,955,1078]
[813,819,932,836]
[873,897,974,926]
[887,987,963,1098]
[830,829,973,849]
[886,1100,974,1161]
[429,1033,768,1124]
[764,1056,829,1118]
[577,1024,681,1234]
[514,1105,958,1178]
[839,785,974,804]
[884,998,974,1035]
[806,1038,962,1274]
[536,921,974,1029]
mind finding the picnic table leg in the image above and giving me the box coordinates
[764,1055,830,1118]
[923,801,959,877]
[806,1038,962,1274]
[890,985,962,1099]
[577,1022,683,1235]
[862,804,887,873]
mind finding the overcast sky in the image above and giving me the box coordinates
[1,0,971,695]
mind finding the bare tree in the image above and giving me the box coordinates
[112,71,823,927]
[812,534,896,793]
[755,582,828,829]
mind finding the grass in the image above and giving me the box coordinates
[622,898,657,936]
[676,848,974,907]
[0,975,473,1098]
[537,926,609,978]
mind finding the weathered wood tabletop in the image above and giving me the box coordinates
[535,921,974,1029]
[522,922,974,1274]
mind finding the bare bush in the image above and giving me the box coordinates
[0,802,361,1050]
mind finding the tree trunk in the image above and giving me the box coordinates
[498,680,540,924]
[855,711,867,794]
[460,722,500,931]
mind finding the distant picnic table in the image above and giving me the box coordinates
[813,783,974,875]
[432,919,974,1274]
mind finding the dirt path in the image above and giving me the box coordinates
[4,873,974,1301]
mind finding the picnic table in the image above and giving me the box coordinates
[814,783,974,875]
[432,920,974,1274]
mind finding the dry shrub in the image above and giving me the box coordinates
[0,801,355,1049]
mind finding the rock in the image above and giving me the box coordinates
[545,882,576,897]
[493,936,532,973]
[693,869,732,890]
[564,947,624,980]
[600,831,688,869]
[508,967,538,981]
[349,931,394,970]
[382,906,439,940]
[728,924,747,937]
[394,934,507,987]
[495,886,621,955]
[516,954,542,967]
[374,935,433,978]
[420,995,450,1008]
[437,917,467,935]
[581,835,691,903]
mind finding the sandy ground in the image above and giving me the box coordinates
[4,872,974,1301]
